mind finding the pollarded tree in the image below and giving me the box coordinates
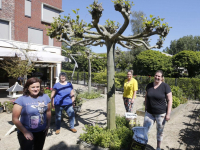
[47,0,170,129]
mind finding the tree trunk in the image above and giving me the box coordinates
[106,41,116,129]
[88,58,91,93]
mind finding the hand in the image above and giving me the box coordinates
[51,104,55,110]
[72,102,75,107]
[131,99,134,103]
[43,125,50,136]
[23,131,33,140]
[165,114,170,121]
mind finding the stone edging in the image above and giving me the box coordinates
[136,102,188,121]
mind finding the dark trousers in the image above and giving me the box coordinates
[17,131,46,150]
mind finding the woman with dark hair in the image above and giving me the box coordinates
[143,70,172,150]
[51,72,76,134]
[12,77,51,150]
[123,70,138,112]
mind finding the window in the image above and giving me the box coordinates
[49,36,54,46]
[25,0,31,17]
[0,0,2,9]
[0,20,10,40]
[28,27,43,44]
[41,3,63,23]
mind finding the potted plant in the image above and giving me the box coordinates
[74,89,84,112]
[3,101,14,114]
[0,102,4,113]
[74,96,84,112]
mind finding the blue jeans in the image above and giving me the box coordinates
[55,105,75,130]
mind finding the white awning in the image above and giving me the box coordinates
[0,47,19,57]
[27,51,71,63]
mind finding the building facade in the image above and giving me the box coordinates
[0,0,66,88]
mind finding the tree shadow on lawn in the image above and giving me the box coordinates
[177,102,200,150]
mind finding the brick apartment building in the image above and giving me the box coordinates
[0,0,68,88]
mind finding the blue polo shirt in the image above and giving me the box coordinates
[53,82,73,106]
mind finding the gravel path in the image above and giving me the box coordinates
[0,84,200,150]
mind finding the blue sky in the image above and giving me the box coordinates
[61,0,200,53]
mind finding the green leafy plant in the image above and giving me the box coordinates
[3,101,14,113]
[170,85,183,98]
[74,89,84,106]
[80,115,137,149]
[172,96,180,108]
[44,87,52,98]
[78,90,102,99]
[111,0,134,8]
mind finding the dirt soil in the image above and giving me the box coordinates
[0,84,200,150]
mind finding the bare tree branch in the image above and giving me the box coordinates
[118,41,132,49]
[111,5,130,40]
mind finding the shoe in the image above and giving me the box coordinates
[156,148,161,150]
[70,128,77,133]
[55,129,60,134]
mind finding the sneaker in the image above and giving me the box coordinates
[55,129,60,134]
[156,148,161,150]
[70,128,77,133]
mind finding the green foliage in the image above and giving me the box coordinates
[163,35,200,55]
[63,70,200,100]
[179,96,188,104]
[172,96,180,108]
[133,50,173,76]
[177,78,200,100]
[78,90,102,99]
[0,59,35,85]
[142,15,171,41]
[80,115,135,149]
[111,0,134,8]
[92,69,107,85]
[115,51,133,71]
[104,19,121,34]
[115,115,129,128]
[3,101,14,112]
[0,102,3,107]
[170,85,183,98]
[172,50,200,77]
[44,87,52,98]
[171,85,188,105]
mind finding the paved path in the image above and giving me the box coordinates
[0,84,200,150]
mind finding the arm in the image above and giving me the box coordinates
[166,92,172,121]
[144,92,147,112]
[44,103,51,136]
[131,90,137,103]
[51,89,56,109]
[131,80,138,103]
[12,104,33,140]
[70,89,75,107]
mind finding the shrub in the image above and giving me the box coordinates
[172,96,180,108]
[80,115,140,149]
[44,87,52,98]
[3,101,14,112]
[78,90,102,99]
[170,85,184,98]
[179,96,188,104]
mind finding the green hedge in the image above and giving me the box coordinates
[62,70,200,100]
